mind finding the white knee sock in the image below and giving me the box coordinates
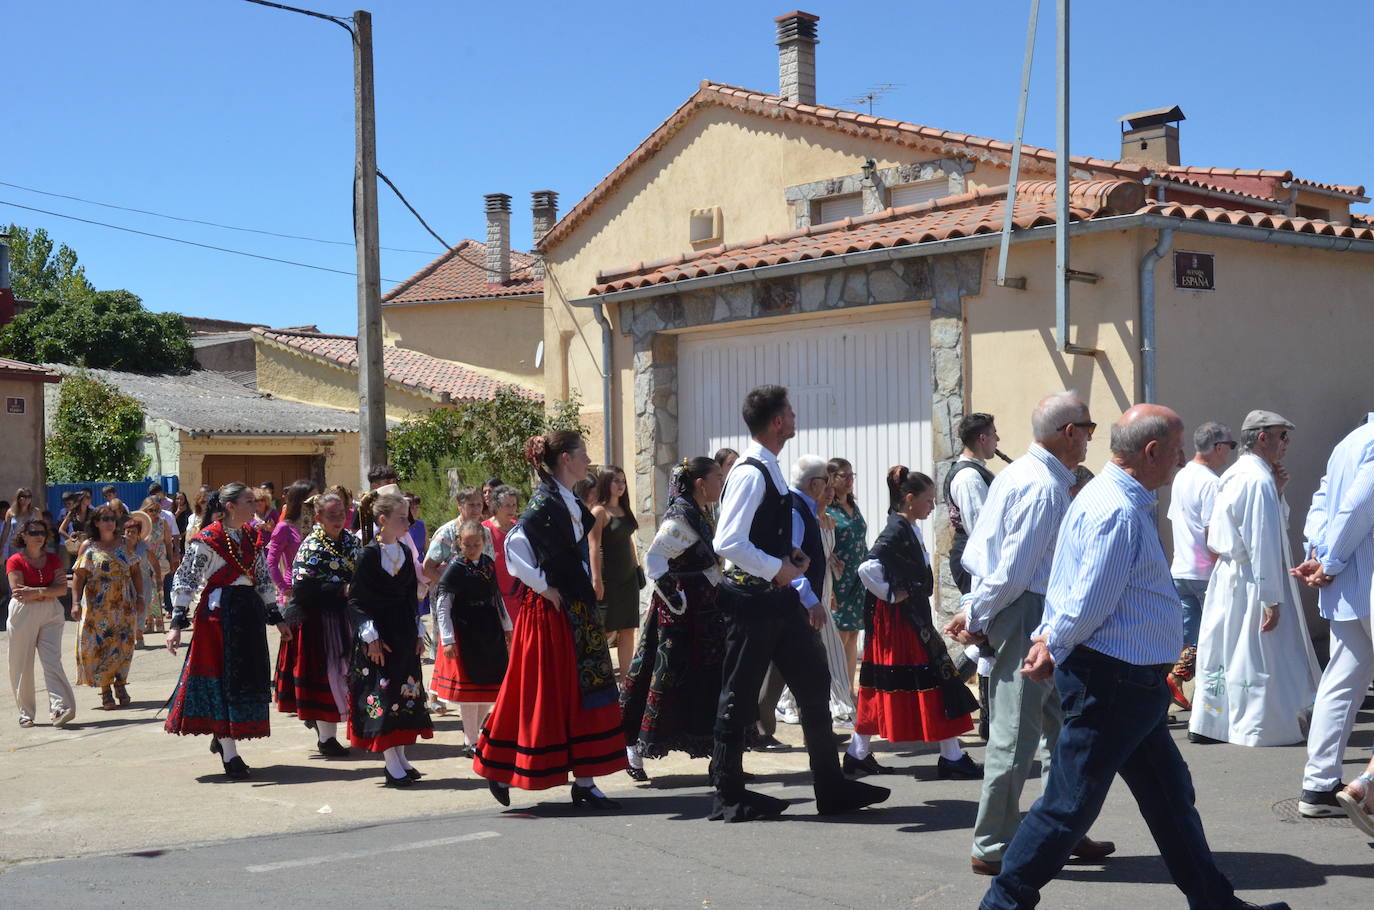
[382,746,405,777]
[574,776,607,797]
[460,703,490,746]
[626,745,643,769]
[315,720,337,743]
[938,737,965,761]
[847,732,871,760]
[217,736,239,761]
[397,745,414,771]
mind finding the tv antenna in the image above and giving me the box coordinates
[843,83,904,115]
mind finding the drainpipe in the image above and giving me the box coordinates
[1138,228,1173,404]
[590,302,613,462]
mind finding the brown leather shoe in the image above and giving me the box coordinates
[1070,836,1117,859]
[971,856,1001,876]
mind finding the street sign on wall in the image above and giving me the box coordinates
[1174,251,1216,291]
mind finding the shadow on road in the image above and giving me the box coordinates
[1054,850,1374,889]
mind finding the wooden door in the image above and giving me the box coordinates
[200,454,313,494]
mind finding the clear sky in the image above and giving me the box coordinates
[6,0,1371,336]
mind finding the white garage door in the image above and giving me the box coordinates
[678,309,932,547]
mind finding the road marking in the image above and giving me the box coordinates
[245,831,500,872]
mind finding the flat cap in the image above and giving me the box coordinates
[1240,409,1295,433]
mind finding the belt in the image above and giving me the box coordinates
[1074,645,1171,673]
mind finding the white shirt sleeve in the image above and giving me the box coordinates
[715,464,784,582]
[359,620,379,644]
[645,518,699,581]
[503,524,548,594]
[857,557,889,599]
[950,468,990,534]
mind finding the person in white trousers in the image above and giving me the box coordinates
[6,517,77,728]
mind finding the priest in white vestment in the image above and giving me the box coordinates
[1190,410,1320,747]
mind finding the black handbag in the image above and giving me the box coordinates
[280,592,305,626]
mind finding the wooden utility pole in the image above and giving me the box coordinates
[352,8,386,491]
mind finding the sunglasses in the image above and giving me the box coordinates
[1057,421,1098,435]
[1215,440,1238,450]
[22,528,45,537]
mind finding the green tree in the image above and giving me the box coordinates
[0,224,194,372]
[46,371,151,482]
[389,389,587,497]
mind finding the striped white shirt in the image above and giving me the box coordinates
[1036,461,1182,667]
[961,443,1075,633]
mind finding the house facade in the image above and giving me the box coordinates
[538,10,1374,614]
[0,357,60,500]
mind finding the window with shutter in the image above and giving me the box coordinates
[817,194,864,224]
[890,178,951,208]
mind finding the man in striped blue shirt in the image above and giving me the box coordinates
[980,404,1288,910]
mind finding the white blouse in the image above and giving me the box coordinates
[503,479,588,595]
[644,516,722,586]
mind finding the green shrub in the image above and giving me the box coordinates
[46,371,151,482]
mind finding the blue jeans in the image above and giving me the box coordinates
[979,648,1238,910]
[1173,577,1208,648]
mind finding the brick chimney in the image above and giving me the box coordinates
[484,193,512,285]
[775,11,819,105]
[530,190,559,282]
[1118,106,1185,167]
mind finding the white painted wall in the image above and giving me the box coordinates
[678,309,933,548]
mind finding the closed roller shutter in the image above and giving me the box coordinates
[817,193,864,224]
[890,178,950,209]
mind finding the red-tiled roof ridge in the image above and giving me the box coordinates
[595,179,1140,286]
[1136,202,1374,239]
[539,80,1148,255]
[252,327,541,403]
[0,356,61,382]
[1146,173,1285,209]
[1166,166,1367,201]
[382,238,541,306]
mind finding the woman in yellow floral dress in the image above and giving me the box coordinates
[73,506,146,710]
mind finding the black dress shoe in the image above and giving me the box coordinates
[317,737,350,758]
[383,770,414,788]
[488,779,511,806]
[210,737,222,756]
[571,783,622,810]
[1069,836,1116,859]
[816,778,890,815]
[937,754,985,780]
[222,756,251,780]
[625,766,649,782]
[843,752,896,777]
[707,788,788,822]
[1233,903,1291,910]
[405,767,423,780]
[1188,731,1224,744]
[755,735,787,752]
[459,744,476,759]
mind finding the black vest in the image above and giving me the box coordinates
[943,458,995,538]
[790,491,826,597]
[742,457,792,564]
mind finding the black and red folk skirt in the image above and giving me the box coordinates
[473,588,627,790]
[274,607,349,723]
[431,635,504,705]
[855,597,973,743]
[165,586,272,741]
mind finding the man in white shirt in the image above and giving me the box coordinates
[1165,422,1234,708]
[945,412,999,593]
[709,385,889,822]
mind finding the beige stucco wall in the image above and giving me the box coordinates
[254,342,439,422]
[177,433,360,496]
[0,377,49,501]
[544,105,1016,463]
[381,295,544,390]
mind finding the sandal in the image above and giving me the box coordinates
[1337,773,1374,838]
[99,688,117,711]
[18,715,34,728]
[114,683,132,707]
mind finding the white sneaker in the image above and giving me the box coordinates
[51,705,76,728]
[775,708,800,725]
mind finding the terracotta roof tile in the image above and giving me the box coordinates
[539,80,1148,254]
[1167,167,1368,202]
[382,239,542,306]
[0,357,61,382]
[253,328,541,404]
[1137,203,1374,239]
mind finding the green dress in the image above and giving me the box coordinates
[598,512,641,632]
[826,501,868,631]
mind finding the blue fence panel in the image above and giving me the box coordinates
[44,475,179,520]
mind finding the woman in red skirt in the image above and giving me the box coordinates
[473,431,627,809]
[845,466,982,779]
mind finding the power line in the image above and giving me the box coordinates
[0,180,437,255]
[239,0,354,34]
[0,199,405,283]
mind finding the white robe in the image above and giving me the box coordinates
[1189,453,1320,746]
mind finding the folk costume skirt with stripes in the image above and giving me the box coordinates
[473,588,627,789]
[274,607,349,723]
[856,597,973,743]
[165,586,272,741]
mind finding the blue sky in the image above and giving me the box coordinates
[6,0,1371,336]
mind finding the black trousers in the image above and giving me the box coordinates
[712,587,843,801]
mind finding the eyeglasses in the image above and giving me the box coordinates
[22,529,45,537]
[833,472,854,479]
[94,516,116,523]
[1277,431,1289,441]
[1058,421,1097,435]
[1215,440,1238,450]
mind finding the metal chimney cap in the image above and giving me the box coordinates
[1118,106,1186,130]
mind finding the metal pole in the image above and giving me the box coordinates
[995,0,1039,288]
[1055,0,1070,351]
[353,9,386,490]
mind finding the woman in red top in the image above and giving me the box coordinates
[482,485,524,624]
[6,518,77,727]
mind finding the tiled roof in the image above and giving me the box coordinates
[253,328,541,403]
[590,179,1374,295]
[47,365,366,435]
[382,239,542,305]
[1146,173,1284,210]
[1166,167,1368,202]
[539,80,1149,254]
[0,357,61,382]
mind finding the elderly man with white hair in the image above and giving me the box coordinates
[754,455,851,746]
[944,391,1114,877]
